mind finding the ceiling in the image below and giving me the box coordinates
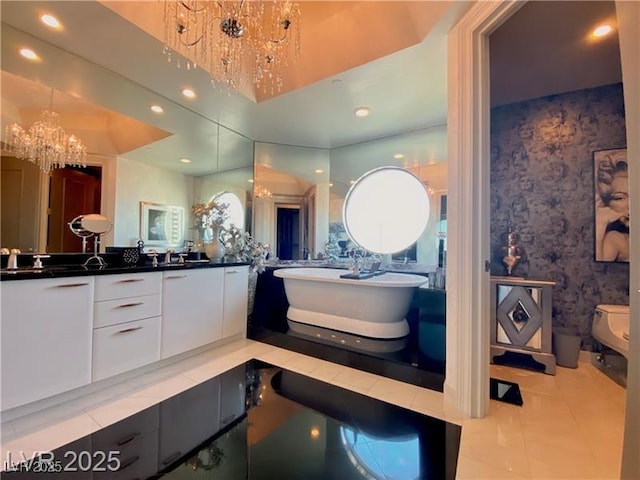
[0,0,623,178]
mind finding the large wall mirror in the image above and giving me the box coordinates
[0,23,254,253]
[253,142,330,260]
[330,128,448,268]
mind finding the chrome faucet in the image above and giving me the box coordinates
[164,249,175,264]
[7,248,21,269]
[32,254,51,269]
[148,249,159,267]
[349,249,363,276]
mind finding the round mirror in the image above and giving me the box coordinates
[211,191,245,230]
[69,214,113,237]
[342,167,430,254]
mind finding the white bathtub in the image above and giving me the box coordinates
[273,267,427,339]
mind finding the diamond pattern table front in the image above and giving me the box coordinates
[490,276,556,374]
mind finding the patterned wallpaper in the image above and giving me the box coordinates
[490,83,629,349]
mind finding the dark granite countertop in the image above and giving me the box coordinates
[0,259,250,281]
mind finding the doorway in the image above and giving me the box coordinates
[276,206,300,260]
[48,166,102,252]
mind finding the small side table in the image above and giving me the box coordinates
[490,276,556,374]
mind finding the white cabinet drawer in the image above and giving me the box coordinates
[95,272,162,301]
[92,316,161,381]
[94,294,162,328]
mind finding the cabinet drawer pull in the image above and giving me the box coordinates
[116,432,140,447]
[52,282,90,288]
[116,278,145,283]
[226,270,239,274]
[119,455,140,471]
[116,326,143,334]
[117,302,144,308]
[162,451,182,466]
[165,275,187,279]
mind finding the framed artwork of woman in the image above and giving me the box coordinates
[594,148,629,262]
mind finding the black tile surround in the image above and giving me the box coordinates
[249,268,446,392]
[3,360,461,479]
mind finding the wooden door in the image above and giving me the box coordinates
[48,167,101,252]
[0,156,41,252]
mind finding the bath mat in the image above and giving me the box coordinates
[490,377,524,406]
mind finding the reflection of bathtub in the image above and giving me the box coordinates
[273,268,427,339]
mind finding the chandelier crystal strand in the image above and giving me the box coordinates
[163,1,300,93]
[4,91,87,174]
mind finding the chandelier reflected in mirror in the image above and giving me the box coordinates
[254,184,273,199]
[4,88,87,173]
[163,0,301,93]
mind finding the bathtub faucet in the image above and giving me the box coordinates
[349,249,364,275]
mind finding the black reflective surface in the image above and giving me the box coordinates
[250,268,446,391]
[3,360,461,479]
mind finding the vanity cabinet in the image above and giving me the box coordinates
[93,272,162,381]
[222,266,249,339]
[0,277,94,410]
[161,268,225,359]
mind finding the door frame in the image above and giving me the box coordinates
[448,3,639,476]
[37,154,116,252]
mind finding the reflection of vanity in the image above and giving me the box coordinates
[490,276,556,374]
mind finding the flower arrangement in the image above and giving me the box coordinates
[221,224,270,273]
[324,233,342,262]
[191,199,229,230]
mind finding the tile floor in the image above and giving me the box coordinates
[0,339,627,479]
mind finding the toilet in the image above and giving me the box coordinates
[592,304,630,359]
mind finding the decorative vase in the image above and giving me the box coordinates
[204,226,225,262]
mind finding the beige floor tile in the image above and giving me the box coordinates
[458,430,531,478]
[331,369,380,391]
[1,412,100,462]
[126,374,198,401]
[85,395,160,428]
[527,443,609,479]
[306,361,346,383]
[456,454,531,480]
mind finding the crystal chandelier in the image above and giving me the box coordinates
[163,0,301,93]
[4,88,87,173]
[254,184,273,199]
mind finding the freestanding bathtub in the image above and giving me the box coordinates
[273,268,427,339]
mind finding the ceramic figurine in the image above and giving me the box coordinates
[502,227,522,276]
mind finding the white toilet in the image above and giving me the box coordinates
[592,304,630,359]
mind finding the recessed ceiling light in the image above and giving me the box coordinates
[182,88,196,98]
[150,105,164,114]
[247,179,254,183]
[180,158,191,164]
[592,24,613,37]
[329,183,334,187]
[394,153,404,159]
[19,48,38,60]
[40,14,61,29]
[354,107,370,117]
[315,169,324,174]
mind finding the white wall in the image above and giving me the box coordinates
[113,157,194,247]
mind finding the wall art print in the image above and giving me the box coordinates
[594,147,629,262]
[140,201,185,248]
